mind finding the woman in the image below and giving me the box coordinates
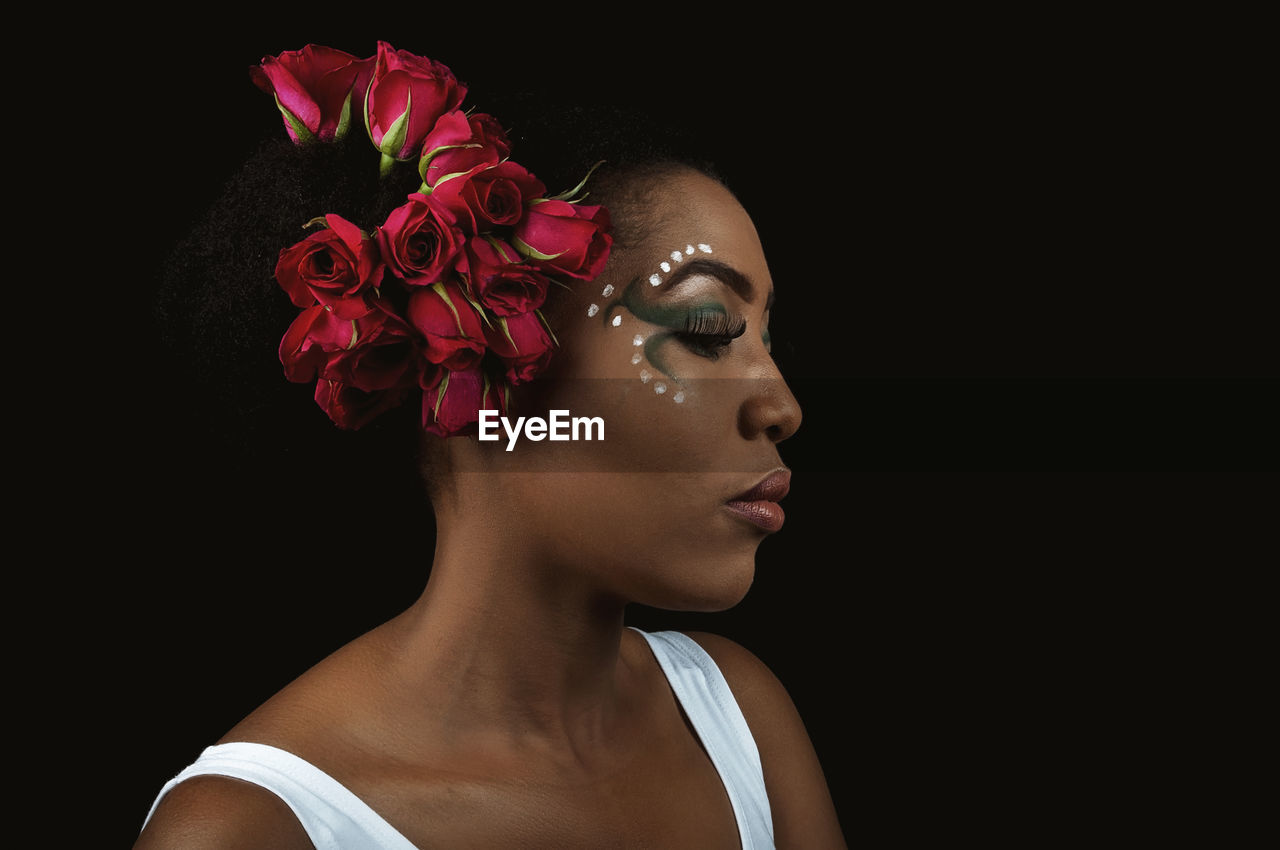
[134,39,845,849]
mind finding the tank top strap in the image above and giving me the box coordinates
[142,741,418,850]
[630,627,775,849]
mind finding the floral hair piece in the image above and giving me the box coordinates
[252,42,612,434]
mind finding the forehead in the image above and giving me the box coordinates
[639,172,771,296]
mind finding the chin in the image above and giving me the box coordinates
[653,554,758,613]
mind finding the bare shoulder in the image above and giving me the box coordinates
[134,774,315,850]
[681,631,848,850]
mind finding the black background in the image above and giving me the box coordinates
[66,8,1273,845]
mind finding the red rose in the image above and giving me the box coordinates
[314,379,412,430]
[417,110,511,192]
[251,45,373,143]
[376,193,464,286]
[421,365,508,437]
[484,311,556,385]
[407,281,486,371]
[512,200,612,280]
[364,42,467,172]
[320,307,418,392]
[279,301,403,382]
[434,161,547,232]
[275,214,384,319]
[456,236,549,317]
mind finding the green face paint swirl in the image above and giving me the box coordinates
[602,275,730,383]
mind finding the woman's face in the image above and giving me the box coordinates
[468,168,802,611]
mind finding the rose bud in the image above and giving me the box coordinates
[407,281,487,371]
[456,236,549,317]
[512,200,613,280]
[314,378,411,430]
[484,310,556,385]
[250,45,373,143]
[364,41,467,175]
[417,110,512,193]
[433,160,547,233]
[275,214,384,319]
[421,364,506,437]
[376,193,465,286]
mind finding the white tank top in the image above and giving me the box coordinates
[142,628,775,848]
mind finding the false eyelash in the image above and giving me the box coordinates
[681,309,747,340]
[675,309,748,360]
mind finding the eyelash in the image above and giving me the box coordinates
[675,310,747,359]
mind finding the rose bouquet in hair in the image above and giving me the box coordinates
[253,42,611,434]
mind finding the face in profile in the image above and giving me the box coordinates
[451,167,802,612]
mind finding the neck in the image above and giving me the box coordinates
[381,489,637,763]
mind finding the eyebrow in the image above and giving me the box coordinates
[663,258,769,306]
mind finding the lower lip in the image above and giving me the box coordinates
[724,500,786,533]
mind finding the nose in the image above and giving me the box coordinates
[739,364,803,443]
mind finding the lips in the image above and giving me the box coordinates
[724,468,791,533]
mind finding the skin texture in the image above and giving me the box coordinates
[136,169,845,849]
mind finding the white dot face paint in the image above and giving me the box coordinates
[601,284,614,297]
[620,240,716,406]
[587,303,599,317]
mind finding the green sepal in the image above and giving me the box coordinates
[432,370,450,420]
[512,236,565,262]
[535,308,559,348]
[347,320,359,350]
[418,142,483,183]
[483,235,517,264]
[426,169,472,190]
[302,215,329,230]
[335,89,353,140]
[377,89,412,159]
[274,94,316,144]
[548,160,605,202]
[496,317,518,352]
[431,281,466,336]
[379,153,397,178]
[457,279,494,329]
